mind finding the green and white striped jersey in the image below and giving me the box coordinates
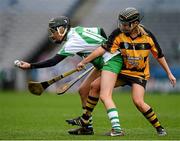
[58,26,120,64]
[58,26,106,56]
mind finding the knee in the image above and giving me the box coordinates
[90,81,100,93]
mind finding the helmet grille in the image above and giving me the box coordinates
[119,7,140,23]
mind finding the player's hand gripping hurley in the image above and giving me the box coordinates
[28,69,78,95]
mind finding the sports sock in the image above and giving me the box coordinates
[107,108,121,131]
[81,96,99,123]
[143,108,163,129]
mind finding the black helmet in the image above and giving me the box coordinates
[48,16,70,43]
[49,16,71,31]
[119,7,140,24]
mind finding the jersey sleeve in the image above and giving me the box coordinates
[102,28,121,53]
[30,54,66,68]
[145,29,164,58]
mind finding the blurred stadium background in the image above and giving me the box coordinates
[1,0,180,140]
[0,0,180,93]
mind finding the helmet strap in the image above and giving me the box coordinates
[57,27,68,37]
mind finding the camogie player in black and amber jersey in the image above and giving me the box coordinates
[107,25,164,81]
[71,7,176,136]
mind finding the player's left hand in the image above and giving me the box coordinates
[168,73,176,87]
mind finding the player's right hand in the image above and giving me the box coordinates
[168,73,176,87]
[76,61,85,71]
[18,61,31,69]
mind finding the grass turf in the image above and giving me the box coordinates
[0,90,180,140]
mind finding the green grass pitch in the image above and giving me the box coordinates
[0,90,180,140]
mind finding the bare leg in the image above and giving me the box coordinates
[131,83,167,136]
[99,70,117,109]
[78,68,101,107]
[131,83,150,112]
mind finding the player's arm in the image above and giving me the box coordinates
[147,29,176,87]
[77,46,105,70]
[78,27,108,64]
[100,28,107,39]
[77,28,121,70]
[18,54,66,69]
[157,57,176,87]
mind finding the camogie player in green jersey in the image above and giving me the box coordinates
[17,16,123,135]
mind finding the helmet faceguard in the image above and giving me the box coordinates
[118,7,142,34]
[48,16,71,43]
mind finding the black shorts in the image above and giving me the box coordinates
[117,74,147,89]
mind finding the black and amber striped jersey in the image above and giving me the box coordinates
[103,25,164,80]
